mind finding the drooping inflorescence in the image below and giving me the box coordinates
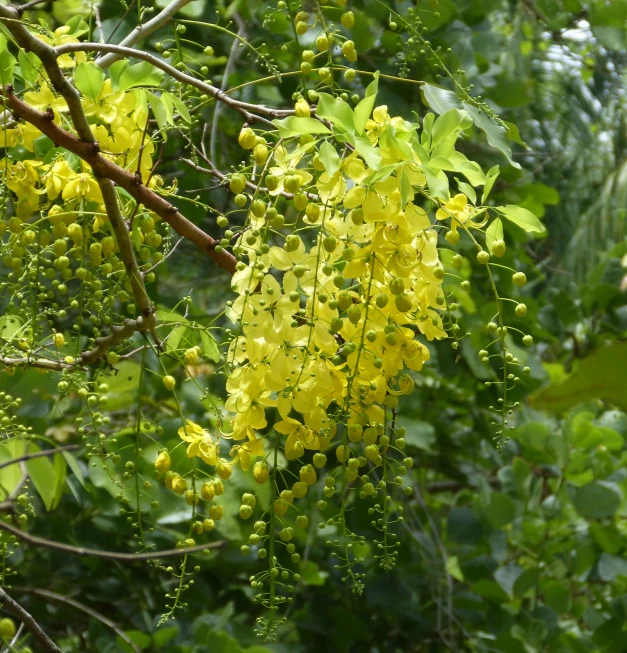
[0,1,543,642]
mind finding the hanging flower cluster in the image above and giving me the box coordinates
[0,12,542,641]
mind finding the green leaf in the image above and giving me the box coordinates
[165,324,190,353]
[315,93,354,134]
[18,50,38,85]
[155,308,188,324]
[118,61,164,90]
[0,438,26,495]
[486,218,504,253]
[401,418,435,451]
[399,168,412,208]
[51,452,66,510]
[62,451,86,488]
[0,48,16,86]
[353,71,379,134]
[447,507,483,545]
[430,108,472,149]
[598,553,627,582]
[65,15,90,37]
[456,178,476,205]
[272,116,331,139]
[109,59,129,91]
[0,313,23,341]
[146,91,170,138]
[74,62,105,100]
[530,343,627,413]
[168,93,191,123]
[498,205,545,234]
[462,103,521,169]
[482,165,500,204]
[572,481,623,520]
[152,626,179,647]
[483,492,516,529]
[354,136,381,170]
[422,83,462,114]
[319,141,340,176]
[504,121,526,146]
[117,630,151,652]
[423,166,450,200]
[200,329,221,362]
[471,579,510,603]
[26,445,57,511]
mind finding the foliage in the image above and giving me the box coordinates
[0,0,626,652]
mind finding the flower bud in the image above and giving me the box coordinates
[253,461,269,483]
[155,451,171,473]
[238,127,256,150]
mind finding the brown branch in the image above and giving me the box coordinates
[1,88,237,275]
[55,42,292,125]
[1,317,151,370]
[0,587,63,653]
[0,445,79,471]
[0,520,224,561]
[12,588,141,653]
[0,4,156,328]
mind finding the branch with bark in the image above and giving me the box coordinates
[0,520,224,560]
[12,587,142,653]
[0,4,156,331]
[0,87,237,274]
[0,587,64,653]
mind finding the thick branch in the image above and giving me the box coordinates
[56,42,292,124]
[1,88,237,274]
[0,520,223,560]
[12,588,141,653]
[0,445,79,471]
[0,5,155,327]
[96,0,196,69]
[0,587,63,653]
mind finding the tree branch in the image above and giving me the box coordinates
[12,588,141,653]
[0,88,237,274]
[55,42,292,124]
[1,317,152,371]
[0,5,156,330]
[0,587,63,653]
[96,0,196,69]
[0,520,223,561]
[0,445,79,471]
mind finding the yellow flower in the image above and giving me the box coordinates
[178,420,219,465]
[34,26,87,68]
[435,193,472,233]
[1,159,41,197]
[24,84,68,112]
[275,417,320,461]
[231,434,265,471]
[84,80,137,124]
[41,159,75,200]
[62,172,103,203]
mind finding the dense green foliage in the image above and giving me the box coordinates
[1,0,627,652]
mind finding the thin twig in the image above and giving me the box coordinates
[0,520,223,561]
[96,0,195,69]
[12,588,141,653]
[0,445,79,471]
[0,588,63,653]
[56,42,290,124]
[210,12,245,164]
